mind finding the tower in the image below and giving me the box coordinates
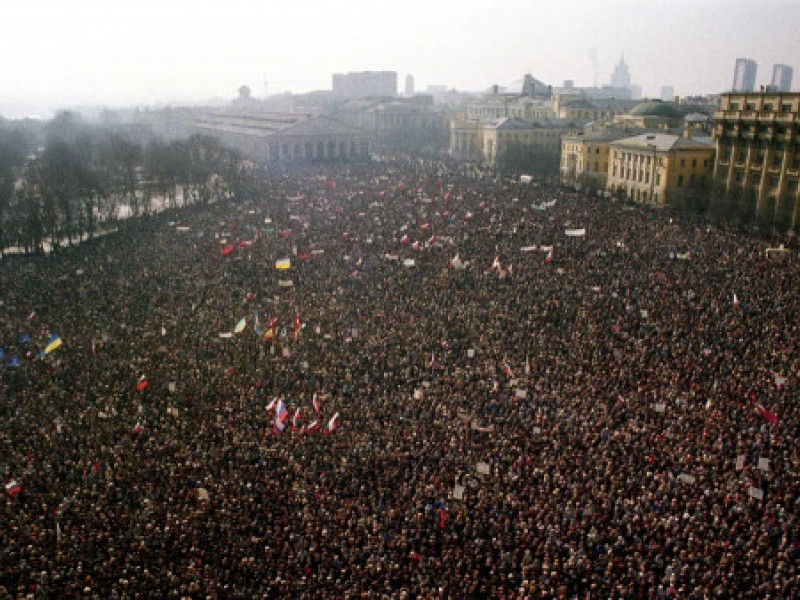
[405,74,415,97]
[732,58,757,92]
[610,55,631,89]
[771,64,793,92]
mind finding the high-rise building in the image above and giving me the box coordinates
[405,74,415,97]
[610,55,631,89]
[732,59,757,92]
[771,64,793,92]
[332,71,397,99]
[660,86,674,102]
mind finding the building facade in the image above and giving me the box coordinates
[450,117,566,168]
[332,71,397,99]
[712,92,800,230]
[194,111,370,163]
[732,59,757,92]
[771,64,794,93]
[560,126,634,190]
[607,132,715,205]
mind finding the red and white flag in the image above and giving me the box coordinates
[502,363,514,379]
[326,412,339,433]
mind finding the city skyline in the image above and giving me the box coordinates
[1,0,799,118]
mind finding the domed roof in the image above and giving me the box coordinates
[629,100,683,119]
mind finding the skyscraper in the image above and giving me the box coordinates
[610,55,631,89]
[405,74,415,97]
[771,64,793,92]
[732,58,757,92]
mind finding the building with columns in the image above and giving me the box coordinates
[607,131,715,205]
[194,110,370,163]
[712,92,800,230]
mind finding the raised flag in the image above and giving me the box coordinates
[491,256,501,271]
[7,356,20,368]
[234,317,247,334]
[275,399,289,424]
[544,250,552,264]
[136,375,149,392]
[313,393,320,413]
[19,334,31,345]
[326,412,339,433]
[293,315,302,341]
[450,254,465,270]
[306,420,320,433]
[132,422,143,435]
[756,404,779,425]
[221,244,235,256]
[438,506,448,530]
[733,292,740,307]
[275,258,291,270]
[292,408,301,429]
[502,363,514,379]
[6,481,22,496]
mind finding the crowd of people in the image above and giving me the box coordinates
[0,155,798,599]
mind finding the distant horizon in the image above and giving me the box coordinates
[2,0,798,120]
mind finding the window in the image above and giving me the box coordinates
[781,104,792,113]
[730,102,740,110]
[692,159,697,167]
[751,173,761,185]
[770,176,780,189]
[763,104,773,112]
[655,173,661,186]
[677,175,684,187]
[787,179,798,192]
[703,159,708,167]
[680,159,685,167]
[736,171,745,183]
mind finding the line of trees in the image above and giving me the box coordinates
[0,111,248,255]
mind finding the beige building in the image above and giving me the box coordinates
[607,132,715,205]
[193,111,369,163]
[451,117,566,168]
[560,126,636,190]
[713,92,800,230]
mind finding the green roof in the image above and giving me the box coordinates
[629,100,684,119]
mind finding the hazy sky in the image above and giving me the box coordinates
[2,0,799,117]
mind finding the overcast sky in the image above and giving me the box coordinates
[1,0,798,118]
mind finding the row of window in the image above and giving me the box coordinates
[267,140,366,160]
[729,101,796,113]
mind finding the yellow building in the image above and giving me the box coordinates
[560,127,635,190]
[607,132,715,205]
[713,92,800,230]
[451,117,566,168]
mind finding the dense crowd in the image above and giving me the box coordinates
[1,156,798,599]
